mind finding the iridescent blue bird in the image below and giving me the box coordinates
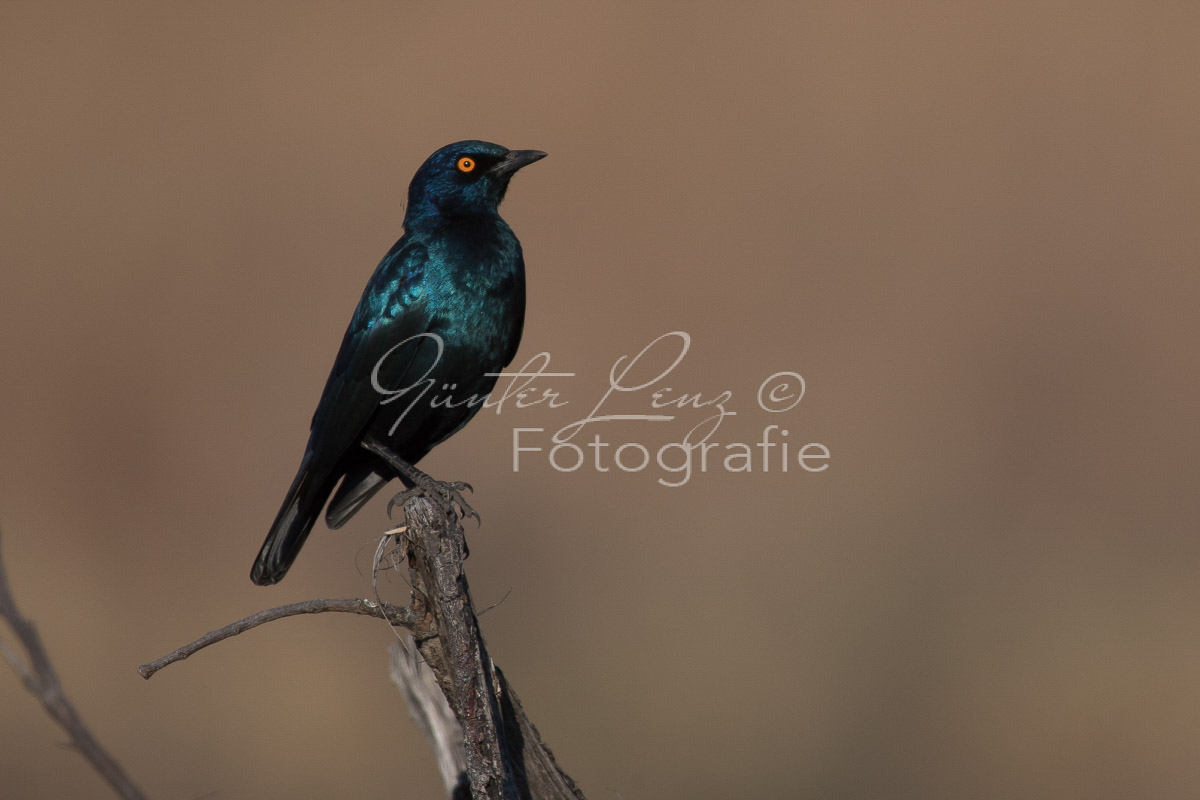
[252,140,545,585]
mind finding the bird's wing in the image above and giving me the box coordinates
[251,239,433,585]
[304,239,435,467]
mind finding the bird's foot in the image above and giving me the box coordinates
[387,474,480,527]
[361,439,481,526]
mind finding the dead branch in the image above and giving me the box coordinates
[390,638,471,799]
[0,530,150,800]
[379,482,587,800]
[138,484,587,799]
[137,597,421,679]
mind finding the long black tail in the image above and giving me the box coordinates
[324,468,384,529]
[251,455,335,585]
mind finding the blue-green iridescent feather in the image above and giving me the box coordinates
[251,140,543,585]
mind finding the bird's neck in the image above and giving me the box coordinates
[404,201,509,239]
[402,191,441,229]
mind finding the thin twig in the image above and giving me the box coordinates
[477,587,514,617]
[137,597,422,679]
[0,530,150,800]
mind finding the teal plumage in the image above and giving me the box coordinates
[252,141,545,585]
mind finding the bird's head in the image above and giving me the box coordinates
[405,140,546,224]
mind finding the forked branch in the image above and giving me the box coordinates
[140,485,586,800]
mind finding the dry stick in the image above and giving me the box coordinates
[137,598,421,679]
[493,666,588,800]
[397,497,586,800]
[389,638,471,800]
[0,531,150,800]
[364,469,588,800]
[398,495,517,800]
[137,463,587,800]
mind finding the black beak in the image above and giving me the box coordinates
[492,149,547,176]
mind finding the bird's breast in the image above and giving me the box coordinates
[423,221,525,368]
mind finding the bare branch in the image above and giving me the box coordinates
[137,597,421,679]
[494,666,588,800]
[400,495,517,799]
[136,450,588,798]
[389,638,470,799]
[360,439,588,800]
[0,530,150,800]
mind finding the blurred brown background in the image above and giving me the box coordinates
[2,2,1198,798]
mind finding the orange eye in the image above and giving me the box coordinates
[457,156,476,173]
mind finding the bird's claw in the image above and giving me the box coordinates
[388,477,480,526]
[445,481,481,526]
